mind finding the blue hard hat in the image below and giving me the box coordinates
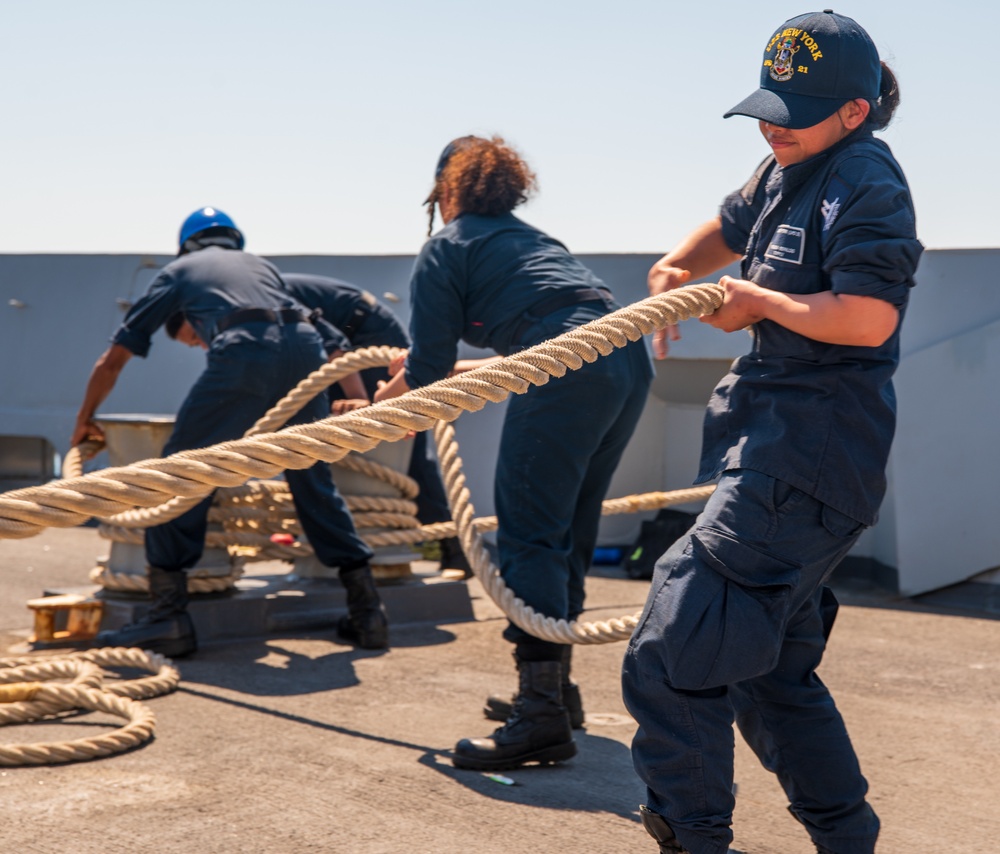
[178,207,245,250]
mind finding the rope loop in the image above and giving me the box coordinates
[0,647,179,766]
[0,284,725,642]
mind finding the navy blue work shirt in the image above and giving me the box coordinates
[113,247,330,356]
[704,129,923,526]
[404,212,612,389]
[279,273,409,352]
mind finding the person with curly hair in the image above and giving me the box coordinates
[374,135,653,770]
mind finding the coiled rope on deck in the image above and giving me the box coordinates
[0,647,179,765]
[0,283,724,643]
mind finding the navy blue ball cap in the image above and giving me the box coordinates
[724,10,881,129]
[433,136,481,179]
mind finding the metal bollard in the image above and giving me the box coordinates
[93,414,237,588]
[292,435,421,581]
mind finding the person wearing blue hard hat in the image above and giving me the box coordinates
[177,206,246,252]
[621,11,922,854]
[72,207,390,657]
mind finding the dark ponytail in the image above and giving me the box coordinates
[868,62,900,131]
[425,187,440,237]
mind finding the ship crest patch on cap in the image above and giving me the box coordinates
[767,34,801,82]
[764,26,826,83]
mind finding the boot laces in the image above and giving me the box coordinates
[490,696,527,736]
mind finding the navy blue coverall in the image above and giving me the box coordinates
[404,212,653,649]
[622,131,922,854]
[278,272,451,526]
[112,248,373,574]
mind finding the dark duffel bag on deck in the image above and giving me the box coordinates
[624,509,698,580]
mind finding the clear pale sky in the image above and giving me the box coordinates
[3,1,994,256]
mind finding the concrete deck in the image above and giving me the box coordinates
[1,526,998,853]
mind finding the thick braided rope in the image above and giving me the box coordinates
[332,451,421,500]
[0,647,179,704]
[67,347,410,532]
[82,349,417,592]
[91,453,424,592]
[0,684,156,766]
[97,489,713,557]
[0,647,178,766]
[0,659,106,722]
[434,418,715,644]
[73,647,180,699]
[248,346,407,436]
[89,561,248,594]
[61,440,104,481]
[87,348,411,530]
[0,284,723,542]
[217,481,417,515]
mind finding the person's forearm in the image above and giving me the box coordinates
[450,355,502,376]
[703,278,899,347]
[326,349,369,402]
[337,370,369,402]
[755,290,899,346]
[72,345,132,443]
[648,218,743,358]
[650,218,742,290]
[372,369,411,402]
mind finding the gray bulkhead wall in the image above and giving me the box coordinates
[882,249,1000,595]
[1,250,997,595]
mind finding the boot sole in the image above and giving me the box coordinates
[336,617,390,650]
[94,633,197,659]
[141,638,197,659]
[452,740,577,771]
[114,640,198,658]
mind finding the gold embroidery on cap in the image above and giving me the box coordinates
[768,34,801,82]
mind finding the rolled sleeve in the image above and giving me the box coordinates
[110,272,183,358]
[112,324,153,357]
[823,157,923,308]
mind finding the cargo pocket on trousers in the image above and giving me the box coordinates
[666,527,802,691]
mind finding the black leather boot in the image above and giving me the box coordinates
[640,806,690,854]
[453,658,576,770]
[438,537,473,579]
[95,566,197,658]
[484,644,584,728]
[336,564,389,650]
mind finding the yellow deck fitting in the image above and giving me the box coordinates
[26,594,103,643]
